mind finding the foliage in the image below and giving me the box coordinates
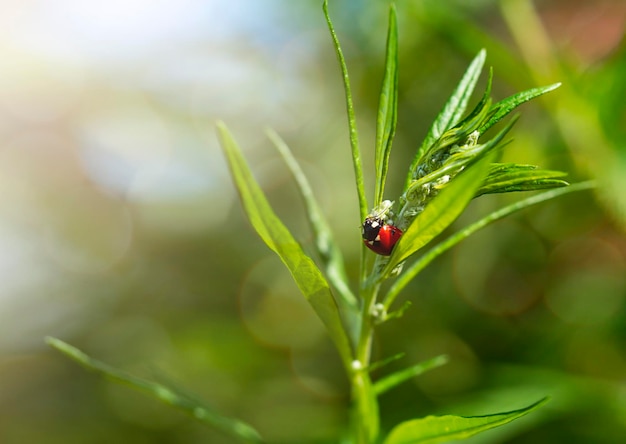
[46,337,263,443]
[47,1,597,443]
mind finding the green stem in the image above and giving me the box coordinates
[351,369,377,444]
[357,282,379,363]
[349,281,381,443]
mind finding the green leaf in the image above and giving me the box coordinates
[267,129,359,346]
[477,163,569,196]
[374,355,449,396]
[401,116,518,224]
[426,49,486,149]
[407,49,486,187]
[453,67,493,133]
[381,300,412,322]
[46,337,264,443]
[323,0,368,221]
[374,3,399,206]
[383,181,596,309]
[217,122,353,368]
[367,352,406,373]
[384,154,493,276]
[479,83,561,134]
[384,397,549,444]
[266,129,358,316]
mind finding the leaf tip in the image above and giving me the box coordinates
[435,353,450,366]
[215,119,227,132]
[45,335,57,346]
[532,396,551,408]
[45,336,66,351]
[471,48,487,68]
[537,82,562,96]
[537,82,562,95]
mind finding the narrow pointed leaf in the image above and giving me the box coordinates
[217,122,352,367]
[383,181,596,309]
[477,164,569,196]
[427,49,486,148]
[479,83,561,134]
[453,67,493,132]
[384,154,493,276]
[323,0,368,221]
[267,129,358,314]
[413,117,516,188]
[374,355,449,396]
[46,337,263,443]
[374,3,399,205]
[367,352,406,373]
[383,300,412,321]
[407,49,485,187]
[384,397,549,444]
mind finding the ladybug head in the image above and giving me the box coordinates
[362,216,383,242]
[361,216,403,256]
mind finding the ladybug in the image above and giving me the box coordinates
[362,216,403,256]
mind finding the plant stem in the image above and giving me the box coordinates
[349,281,381,443]
[351,369,377,444]
[357,282,378,363]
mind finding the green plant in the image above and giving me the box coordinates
[48,2,595,443]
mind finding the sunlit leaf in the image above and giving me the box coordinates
[453,67,493,132]
[479,83,561,134]
[421,117,516,186]
[384,397,549,444]
[267,129,358,318]
[217,122,353,368]
[383,181,596,309]
[477,163,569,196]
[384,154,493,276]
[374,3,399,206]
[323,0,368,221]
[407,49,486,187]
[46,337,264,443]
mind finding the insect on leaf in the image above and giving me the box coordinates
[384,153,493,276]
[383,181,595,310]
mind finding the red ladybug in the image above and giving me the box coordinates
[362,216,403,256]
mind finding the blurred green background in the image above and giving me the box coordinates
[0,0,624,443]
